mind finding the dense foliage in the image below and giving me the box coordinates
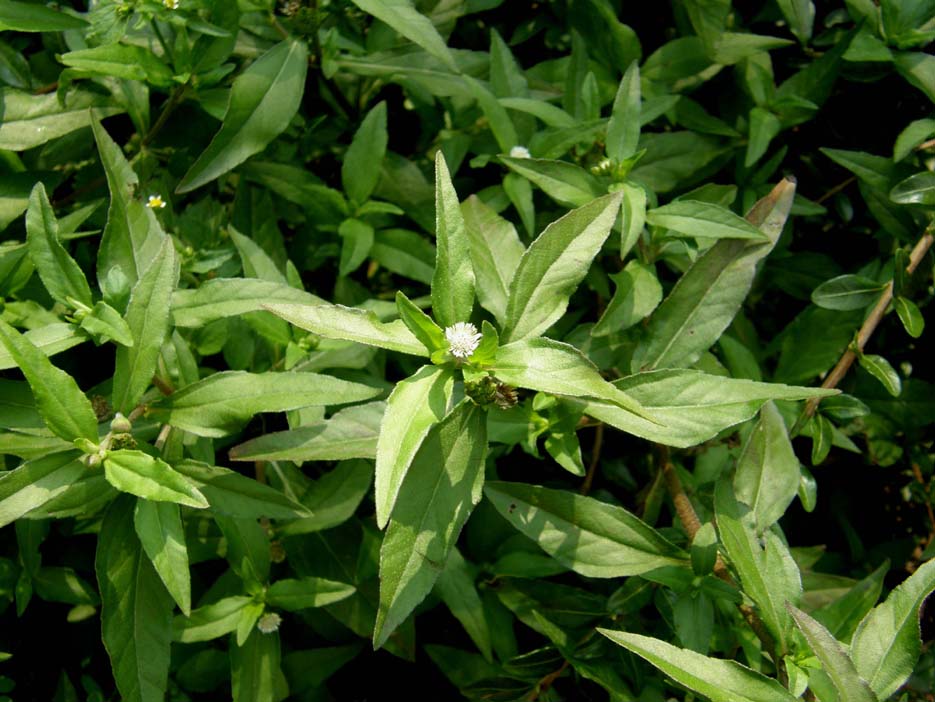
[1,0,935,700]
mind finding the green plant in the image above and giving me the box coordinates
[1,1,934,700]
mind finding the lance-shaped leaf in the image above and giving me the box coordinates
[647,200,768,241]
[580,369,837,448]
[173,596,251,643]
[374,401,487,649]
[599,630,798,702]
[501,191,623,343]
[0,451,84,528]
[96,496,174,702]
[431,152,475,328]
[0,318,98,443]
[349,0,458,71]
[177,41,308,192]
[787,605,878,702]
[812,561,888,643]
[266,577,356,611]
[263,302,426,356]
[733,401,800,533]
[461,195,524,325]
[0,89,122,151]
[0,0,87,31]
[148,370,381,438]
[92,118,165,299]
[61,44,174,86]
[279,459,373,536]
[343,101,388,205]
[103,450,209,509]
[715,479,801,656]
[607,61,641,162]
[173,279,323,327]
[231,628,286,702]
[632,177,795,372]
[113,237,179,414]
[134,499,191,615]
[375,366,455,528]
[0,323,84,371]
[501,157,603,207]
[494,338,651,420]
[173,461,310,520]
[434,546,493,662]
[230,402,383,464]
[396,290,446,354]
[850,558,935,700]
[26,182,92,308]
[485,482,687,577]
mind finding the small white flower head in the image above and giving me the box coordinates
[256,612,281,634]
[509,145,531,159]
[146,194,167,209]
[445,322,482,360]
[164,0,180,9]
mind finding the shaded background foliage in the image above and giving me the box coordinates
[1,0,935,701]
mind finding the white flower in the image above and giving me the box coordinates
[256,612,281,634]
[445,322,482,359]
[509,145,531,159]
[146,194,167,209]
[164,0,180,9]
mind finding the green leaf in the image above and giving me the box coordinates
[733,402,800,533]
[148,370,381,437]
[375,365,455,528]
[134,499,191,615]
[177,41,308,193]
[501,191,623,343]
[215,514,271,587]
[431,152,475,328]
[890,171,935,205]
[279,459,373,536]
[25,183,92,308]
[173,279,323,328]
[810,412,834,466]
[894,296,924,338]
[103,450,209,509]
[230,629,286,702]
[342,101,388,205]
[465,76,518,153]
[501,156,603,207]
[96,496,174,702]
[620,181,648,258]
[607,61,641,162]
[349,0,458,72]
[811,274,885,311]
[60,45,173,86]
[691,522,719,576]
[92,118,166,301]
[173,596,251,643]
[647,200,768,241]
[113,237,179,414]
[461,195,524,326]
[263,302,427,356]
[229,402,383,464]
[776,0,815,43]
[435,546,493,661]
[494,337,651,420]
[851,558,935,699]
[858,354,902,397]
[371,228,435,285]
[0,0,87,31]
[787,605,878,702]
[0,452,84,528]
[396,291,446,354]
[173,460,310,520]
[592,260,663,336]
[745,107,782,167]
[78,301,134,347]
[599,630,798,702]
[632,178,795,372]
[242,161,348,224]
[0,319,98,443]
[374,401,487,648]
[715,479,801,656]
[266,577,355,610]
[812,562,889,643]
[485,482,688,577]
[338,218,375,277]
[0,89,122,151]
[821,148,894,193]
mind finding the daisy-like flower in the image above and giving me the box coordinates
[164,0,180,9]
[256,612,282,634]
[509,145,531,159]
[445,322,482,359]
[146,194,167,209]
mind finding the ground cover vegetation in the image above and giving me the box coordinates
[1,0,935,700]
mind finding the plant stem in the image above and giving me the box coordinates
[142,85,187,148]
[795,223,935,431]
[579,422,604,495]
